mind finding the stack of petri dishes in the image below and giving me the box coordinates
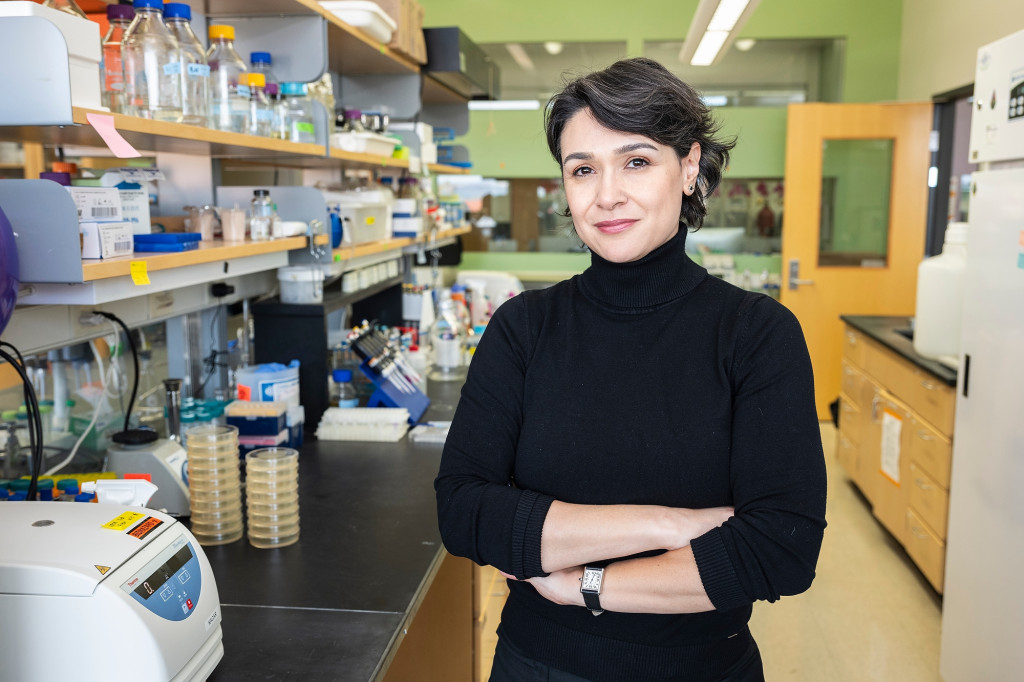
[245,447,300,548]
[186,424,243,545]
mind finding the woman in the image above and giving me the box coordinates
[435,57,826,681]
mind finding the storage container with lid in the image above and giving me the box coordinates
[913,222,968,363]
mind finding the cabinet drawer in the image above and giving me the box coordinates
[862,340,954,437]
[840,361,874,410]
[906,508,946,593]
[842,326,868,369]
[909,462,949,540]
[838,393,862,444]
[871,393,912,545]
[836,430,858,480]
[908,417,953,488]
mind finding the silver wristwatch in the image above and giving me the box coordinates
[580,565,605,616]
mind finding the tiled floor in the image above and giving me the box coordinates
[749,423,943,681]
[478,423,943,681]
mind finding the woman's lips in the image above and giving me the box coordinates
[594,219,637,233]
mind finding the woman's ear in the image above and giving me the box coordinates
[684,142,702,194]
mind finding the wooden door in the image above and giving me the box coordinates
[781,102,932,420]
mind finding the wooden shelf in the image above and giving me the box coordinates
[423,75,470,106]
[428,163,472,175]
[0,162,22,169]
[206,0,419,76]
[330,147,411,169]
[331,225,471,261]
[81,236,309,282]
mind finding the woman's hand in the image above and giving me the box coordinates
[667,506,735,550]
[500,568,585,608]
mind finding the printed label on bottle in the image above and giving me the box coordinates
[104,54,124,90]
[295,122,315,134]
[237,85,251,98]
[335,398,359,408]
[256,109,273,122]
[163,62,183,76]
[187,63,211,78]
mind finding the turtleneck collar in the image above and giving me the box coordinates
[577,228,707,311]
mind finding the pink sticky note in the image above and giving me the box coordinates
[85,113,142,158]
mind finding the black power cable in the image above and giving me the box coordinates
[0,344,43,500]
[92,311,140,435]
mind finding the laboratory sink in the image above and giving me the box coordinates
[894,327,913,341]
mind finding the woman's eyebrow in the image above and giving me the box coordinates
[562,142,659,165]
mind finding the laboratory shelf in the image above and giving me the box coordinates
[423,75,471,105]
[206,0,420,75]
[80,236,315,282]
[330,225,471,262]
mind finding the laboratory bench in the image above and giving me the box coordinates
[204,380,473,681]
[837,315,957,593]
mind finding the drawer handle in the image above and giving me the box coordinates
[847,332,857,343]
[917,430,935,441]
[871,395,880,421]
[842,403,855,413]
[910,526,929,540]
[914,478,933,491]
[920,380,937,391]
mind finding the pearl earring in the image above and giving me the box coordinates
[688,184,694,192]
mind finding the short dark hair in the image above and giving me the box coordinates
[544,57,735,229]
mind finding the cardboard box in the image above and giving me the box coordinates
[68,186,123,223]
[80,221,133,259]
[371,0,427,64]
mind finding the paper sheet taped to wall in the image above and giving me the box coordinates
[880,409,902,484]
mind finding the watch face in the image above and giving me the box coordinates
[581,568,602,592]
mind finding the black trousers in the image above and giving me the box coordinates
[489,628,765,682]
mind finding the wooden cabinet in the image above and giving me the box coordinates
[838,322,955,592]
[473,563,509,682]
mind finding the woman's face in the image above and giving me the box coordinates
[560,109,700,263]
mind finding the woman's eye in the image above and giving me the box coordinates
[627,158,649,169]
[570,166,593,177]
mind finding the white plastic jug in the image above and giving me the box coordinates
[913,222,968,362]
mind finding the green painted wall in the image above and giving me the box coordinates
[421,0,902,179]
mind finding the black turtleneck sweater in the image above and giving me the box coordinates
[435,231,826,681]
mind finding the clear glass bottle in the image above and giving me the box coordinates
[42,0,87,20]
[163,3,209,127]
[122,0,184,122]
[266,83,286,139]
[206,25,249,134]
[429,291,467,382]
[249,189,273,241]
[329,370,359,408]
[249,52,279,93]
[240,73,273,137]
[100,3,134,113]
[280,82,317,143]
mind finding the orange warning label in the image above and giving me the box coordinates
[238,384,252,401]
[128,517,163,540]
[95,565,110,575]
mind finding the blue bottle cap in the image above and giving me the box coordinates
[162,3,192,20]
[133,0,164,9]
[39,489,53,501]
[37,479,54,490]
[75,493,95,502]
[333,369,353,383]
[251,51,272,65]
[10,492,27,502]
[280,82,307,96]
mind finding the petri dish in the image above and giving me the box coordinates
[191,516,244,535]
[245,447,299,469]
[247,499,299,516]
[248,509,299,527]
[190,497,244,513]
[245,479,299,495]
[249,529,299,549]
[193,505,243,522]
[193,527,244,546]
[186,450,239,467]
[190,486,241,503]
[247,518,300,537]
[186,424,238,446]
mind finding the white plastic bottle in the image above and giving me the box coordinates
[913,222,968,361]
[122,0,184,122]
[163,3,210,127]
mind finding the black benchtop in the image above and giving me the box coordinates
[840,315,957,387]
[206,382,464,682]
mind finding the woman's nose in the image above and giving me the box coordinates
[595,171,627,210]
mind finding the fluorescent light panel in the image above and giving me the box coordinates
[505,43,535,72]
[468,100,541,111]
[707,0,750,31]
[690,31,730,66]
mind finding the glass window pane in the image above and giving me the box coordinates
[819,138,894,267]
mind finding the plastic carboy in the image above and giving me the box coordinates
[207,25,249,133]
[281,82,317,143]
[240,73,273,137]
[429,291,467,382]
[913,222,968,361]
[122,0,184,122]
[163,3,209,127]
[100,3,134,113]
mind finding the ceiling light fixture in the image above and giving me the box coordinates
[543,41,563,56]
[505,43,536,72]
[468,100,541,111]
[734,38,756,52]
[678,0,761,66]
